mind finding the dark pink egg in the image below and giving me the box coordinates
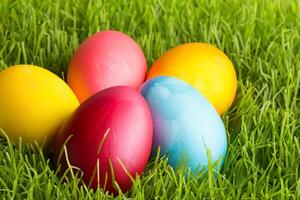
[55,86,153,194]
[67,30,147,103]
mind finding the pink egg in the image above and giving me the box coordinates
[55,86,153,194]
[67,30,147,102]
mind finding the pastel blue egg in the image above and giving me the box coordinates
[140,76,227,172]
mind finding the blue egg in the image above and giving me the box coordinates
[140,76,227,172]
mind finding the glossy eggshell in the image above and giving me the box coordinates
[148,43,237,115]
[55,86,153,194]
[67,30,147,103]
[140,76,227,172]
[0,65,79,145]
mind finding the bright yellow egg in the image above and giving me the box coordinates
[0,65,79,145]
[148,43,237,115]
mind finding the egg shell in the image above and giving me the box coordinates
[140,76,227,172]
[67,30,147,103]
[0,65,79,146]
[148,43,237,115]
[55,86,153,194]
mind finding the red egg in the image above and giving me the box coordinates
[55,86,153,194]
[67,30,147,103]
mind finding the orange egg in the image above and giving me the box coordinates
[148,43,237,115]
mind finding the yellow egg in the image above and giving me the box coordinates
[148,43,237,115]
[0,65,79,145]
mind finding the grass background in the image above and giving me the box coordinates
[0,0,300,199]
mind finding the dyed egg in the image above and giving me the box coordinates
[67,30,147,103]
[148,43,237,115]
[0,65,79,145]
[55,86,153,194]
[140,76,227,172]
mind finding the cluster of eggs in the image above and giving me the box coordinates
[0,30,237,194]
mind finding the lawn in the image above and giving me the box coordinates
[0,0,300,199]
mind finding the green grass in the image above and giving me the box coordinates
[0,0,300,199]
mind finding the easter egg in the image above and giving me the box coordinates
[67,30,147,103]
[148,43,237,115]
[0,65,79,145]
[140,76,227,172]
[55,86,153,194]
